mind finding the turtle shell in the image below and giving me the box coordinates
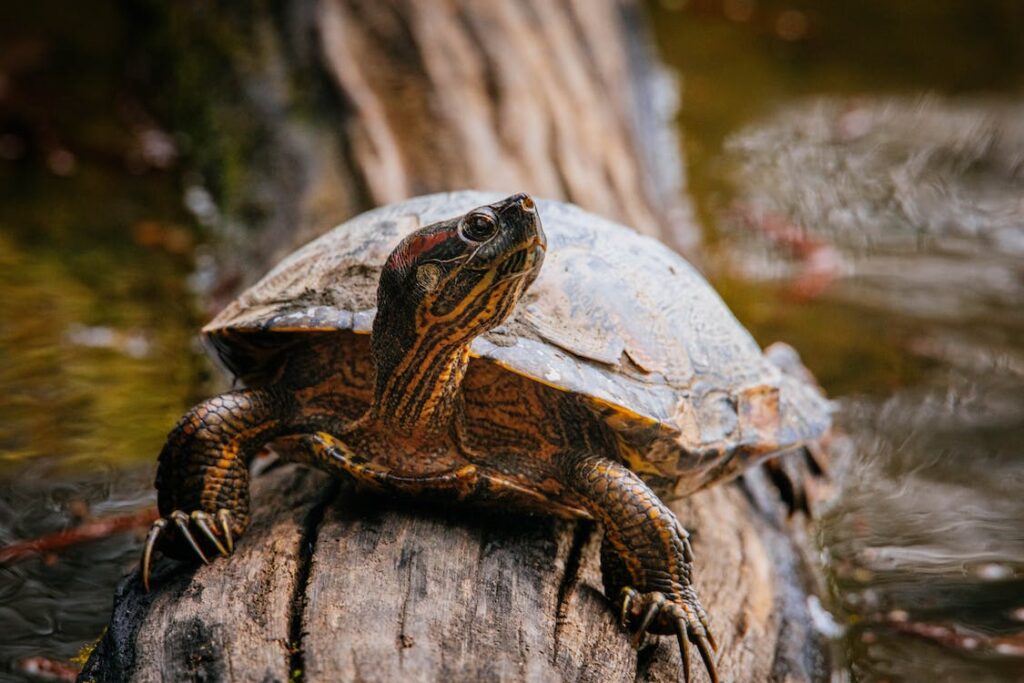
[206,192,831,498]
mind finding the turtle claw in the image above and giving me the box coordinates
[140,508,239,591]
[620,587,718,683]
[693,631,717,683]
[142,518,168,592]
[633,594,665,648]
[217,509,234,553]
[171,510,209,564]
[192,510,229,557]
[675,620,692,683]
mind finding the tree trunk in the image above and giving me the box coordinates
[82,1,827,681]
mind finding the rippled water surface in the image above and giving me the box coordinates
[650,2,1024,680]
[0,4,206,679]
[2,1,1023,680]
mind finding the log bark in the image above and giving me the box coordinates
[82,1,827,681]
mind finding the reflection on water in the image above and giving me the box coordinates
[0,5,205,475]
[724,98,1024,322]
[717,90,1024,683]
[0,232,202,472]
[0,3,206,677]
[650,1,1024,680]
[1,0,1023,680]
[829,373,1024,681]
[0,466,153,676]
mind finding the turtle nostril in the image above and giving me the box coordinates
[520,195,536,212]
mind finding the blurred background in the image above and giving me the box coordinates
[1,1,1022,680]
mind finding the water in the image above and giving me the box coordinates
[648,1,1024,680]
[0,4,206,678]
[2,1,1023,680]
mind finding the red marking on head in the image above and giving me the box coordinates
[385,229,454,272]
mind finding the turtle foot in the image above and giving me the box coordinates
[762,443,831,517]
[142,508,237,591]
[619,586,718,683]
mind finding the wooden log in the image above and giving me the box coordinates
[82,1,827,681]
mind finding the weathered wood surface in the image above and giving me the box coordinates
[82,1,826,681]
[82,466,332,682]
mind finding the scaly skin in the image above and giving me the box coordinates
[154,389,288,539]
[144,194,718,682]
[146,386,348,569]
[564,454,717,680]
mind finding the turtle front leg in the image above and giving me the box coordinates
[143,388,296,590]
[559,453,718,683]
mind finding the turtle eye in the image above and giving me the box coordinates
[459,211,498,243]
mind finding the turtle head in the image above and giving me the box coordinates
[374,193,546,353]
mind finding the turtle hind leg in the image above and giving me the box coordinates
[143,387,297,590]
[757,444,831,517]
[559,452,718,683]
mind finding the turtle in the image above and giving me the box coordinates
[143,191,831,682]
